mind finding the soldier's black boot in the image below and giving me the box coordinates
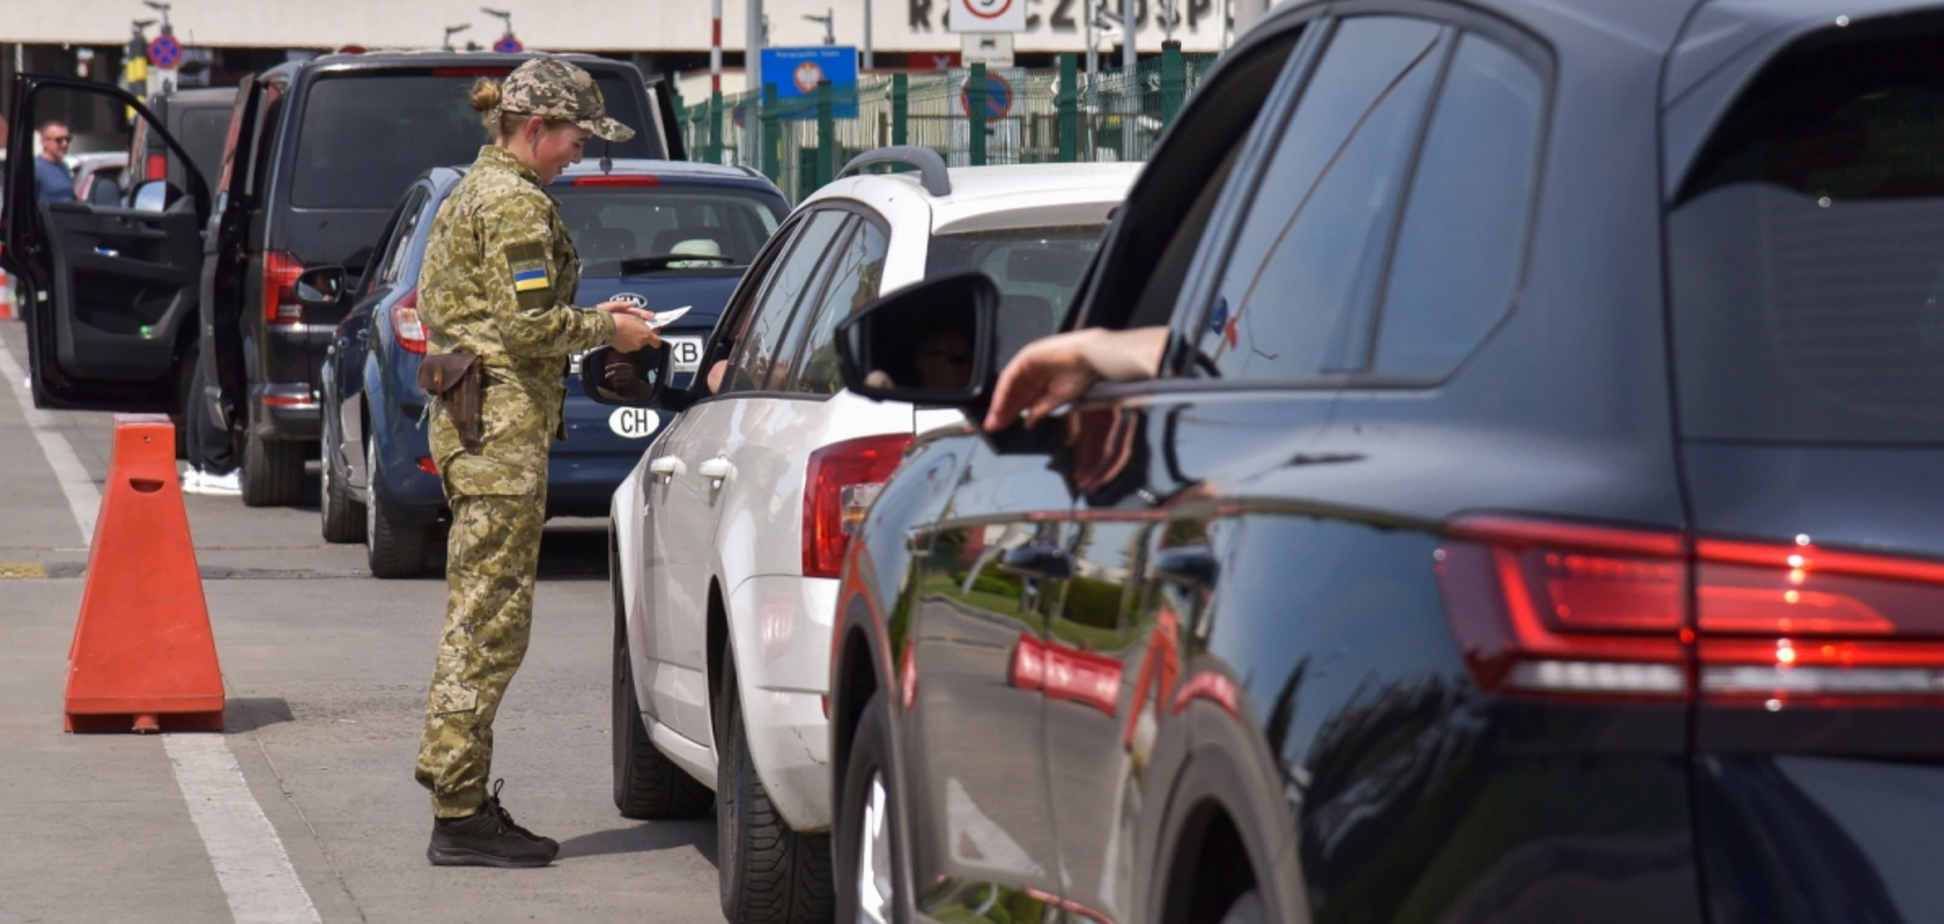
[427,780,560,868]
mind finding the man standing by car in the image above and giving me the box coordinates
[32,121,73,203]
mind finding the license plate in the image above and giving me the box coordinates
[571,336,705,377]
[667,336,703,375]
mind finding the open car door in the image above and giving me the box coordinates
[2,76,210,411]
[648,75,688,161]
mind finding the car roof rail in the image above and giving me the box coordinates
[837,146,951,197]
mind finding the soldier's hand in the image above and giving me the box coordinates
[611,313,661,352]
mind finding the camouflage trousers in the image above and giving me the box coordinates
[414,489,547,817]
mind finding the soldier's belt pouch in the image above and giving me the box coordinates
[418,352,483,450]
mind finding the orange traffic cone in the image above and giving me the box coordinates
[64,414,223,733]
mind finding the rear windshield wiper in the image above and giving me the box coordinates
[619,253,737,274]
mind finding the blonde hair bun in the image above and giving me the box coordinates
[469,77,502,114]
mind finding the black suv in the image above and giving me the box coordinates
[803,1,1944,922]
[3,52,683,504]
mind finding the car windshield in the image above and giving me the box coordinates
[177,107,231,185]
[289,71,655,209]
[1669,26,1944,444]
[553,184,784,277]
[926,224,1107,367]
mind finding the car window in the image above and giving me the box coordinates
[927,225,1107,368]
[377,188,431,288]
[1370,34,1545,379]
[1195,16,1446,381]
[722,209,847,394]
[177,107,232,189]
[1670,28,1944,443]
[553,184,785,276]
[790,217,890,396]
[288,72,653,210]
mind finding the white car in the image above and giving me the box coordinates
[608,150,1138,920]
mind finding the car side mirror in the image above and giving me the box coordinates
[835,270,998,409]
[130,179,173,213]
[293,266,346,307]
[580,343,673,407]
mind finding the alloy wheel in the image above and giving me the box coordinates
[855,772,892,924]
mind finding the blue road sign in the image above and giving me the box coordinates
[492,34,524,54]
[147,35,183,70]
[759,47,859,120]
[961,72,1013,121]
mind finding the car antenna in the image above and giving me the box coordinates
[600,140,612,175]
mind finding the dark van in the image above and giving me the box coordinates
[122,85,238,207]
[2,52,683,504]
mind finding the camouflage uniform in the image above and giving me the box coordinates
[414,57,634,819]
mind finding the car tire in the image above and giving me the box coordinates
[319,438,366,544]
[717,655,835,924]
[241,429,304,507]
[611,560,715,819]
[834,691,900,924]
[365,438,431,579]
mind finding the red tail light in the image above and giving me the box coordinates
[262,250,304,324]
[1441,515,1944,706]
[145,152,168,181]
[392,288,427,354]
[567,175,660,187]
[803,433,914,578]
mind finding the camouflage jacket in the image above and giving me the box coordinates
[419,145,616,495]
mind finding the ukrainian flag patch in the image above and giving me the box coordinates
[512,267,549,292]
[505,241,552,296]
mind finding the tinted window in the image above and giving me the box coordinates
[1196,16,1445,381]
[792,218,890,395]
[1372,34,1544,378]
[926,225,1106,367]
[723,210,846,394]
[1671,30,1944,443]
[554,185,784,276]
[289,72,653,209]
[177,107,231,187]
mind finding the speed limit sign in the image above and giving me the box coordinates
[950,0,1025,32]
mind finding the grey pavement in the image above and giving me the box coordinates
[0,322,721,924]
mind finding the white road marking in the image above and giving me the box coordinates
[166,735,322,924]
[0,344,100,541]
[0,328,321,923]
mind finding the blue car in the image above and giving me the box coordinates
[319,158,789,577]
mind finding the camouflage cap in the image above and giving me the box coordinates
[495,56,635,143]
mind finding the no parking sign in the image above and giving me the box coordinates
[950,0,1026,32]
[147,34,183,70]
[492,34,524,54]
[960,72,1014,121]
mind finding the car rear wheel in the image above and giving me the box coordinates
[835,691,899,924]
[612,539,714,819]
[241,429,304,507]
[365,437,431,579]
[717,655,834,924]
[319,433,366,544]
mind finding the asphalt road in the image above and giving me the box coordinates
[0,322,723,924]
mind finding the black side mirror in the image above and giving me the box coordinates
[293,266,346,307]
[835,270,999,408]
[580,343,673,407]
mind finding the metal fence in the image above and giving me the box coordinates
[675,49,1218,202]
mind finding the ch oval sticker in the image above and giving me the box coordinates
[608,407,661,439]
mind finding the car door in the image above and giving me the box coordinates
[199,74,275,431]
[327,184,428,496]
[2,76,211,411]
[642,207,849,747]
[1040,12,1487,919]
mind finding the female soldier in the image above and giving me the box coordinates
[413,56,659,868]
